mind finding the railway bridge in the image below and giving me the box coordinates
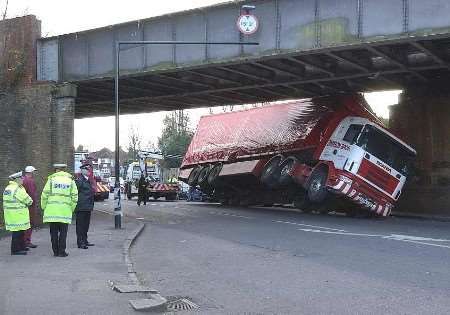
[1,0,450,216]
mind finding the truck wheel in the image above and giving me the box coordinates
[278,157,297,186]
[229,195,240,206]
[207,163,222,186]
[260,155,283,188]
[307,167,329,204]
[293,193,313,213]
[197,166,211,186]
[220,197,229,206]
[187,166,202,186]
[153,196,159,200]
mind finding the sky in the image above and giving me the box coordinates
[3,0,402,152]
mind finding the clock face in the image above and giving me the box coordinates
[237,14,259,35]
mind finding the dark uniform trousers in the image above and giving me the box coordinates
[76,211,91,246]
[11,230,26,253]
[49,222,68,255]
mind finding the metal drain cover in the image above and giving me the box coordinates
[166,298,199,312]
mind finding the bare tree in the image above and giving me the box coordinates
[127,126,142,160]
[2,0,8,20]
[0,0,28,92]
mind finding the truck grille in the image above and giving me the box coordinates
[357,158,399,195]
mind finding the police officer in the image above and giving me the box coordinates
[22,166,38,248]
[75,163,95,249]
[41,164,78,257]
[2,172,33,255]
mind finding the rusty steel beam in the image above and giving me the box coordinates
[83,64,443,108]
[286,57,335,77]
[409,41,450,69]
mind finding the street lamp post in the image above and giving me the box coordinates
[114,40,258,229]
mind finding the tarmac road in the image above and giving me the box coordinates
[98,198,450,315]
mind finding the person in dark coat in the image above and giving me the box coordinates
[22,166,38,248]
[137,173,147,206]
[75,163,95,249]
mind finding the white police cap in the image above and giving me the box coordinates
[9,172,23,180]
[53,163,67,169]
[24,166,37,173]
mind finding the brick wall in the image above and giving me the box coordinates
[390,92,450,216]
[0,16,77,226]
[0,83,76,226]
[0,15,41,87]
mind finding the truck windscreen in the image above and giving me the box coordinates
[356,125,415,176]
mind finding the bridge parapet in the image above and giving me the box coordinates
[34,0,450,118]
[38,0,450,83]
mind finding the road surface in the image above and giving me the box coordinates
[97,198,450,314]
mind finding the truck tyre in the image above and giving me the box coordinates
[220,197,229,206]
[153,196,159,200]
[207,163,222,186]
[229,194,240,206]
[166,194,176,201]
[278,157,297,186]
[307,167,329,204]
[260,155,283,188]
[197,165,211,186]
[293,193,313,213]
[187,166,202,186]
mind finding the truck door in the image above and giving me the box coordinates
[320,120,358,169]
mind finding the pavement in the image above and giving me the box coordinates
[95,198,450,315]
[0,210,145,315]
[2,198,450,314]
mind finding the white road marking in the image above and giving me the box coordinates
[207,210,253,219]
[298,228,381,237]
[394,240,450,249]
[220,212,253,219]
[384,234,450,242]
[296,228,450,250]
[274,220,347,232]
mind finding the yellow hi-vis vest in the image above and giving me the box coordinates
[41,171,78,224]
[2,181,32,231]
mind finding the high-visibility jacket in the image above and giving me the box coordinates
[41,171,78,224]
[2,181,33,231]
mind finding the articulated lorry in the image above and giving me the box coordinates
[179,94,416,217]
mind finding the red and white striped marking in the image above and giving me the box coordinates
[96,182,108,193]
[149,184,179,192]
[330,179,392,217]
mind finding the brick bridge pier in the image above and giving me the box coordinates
[0,16,75,219]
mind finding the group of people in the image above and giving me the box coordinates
[2,162,95,257]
